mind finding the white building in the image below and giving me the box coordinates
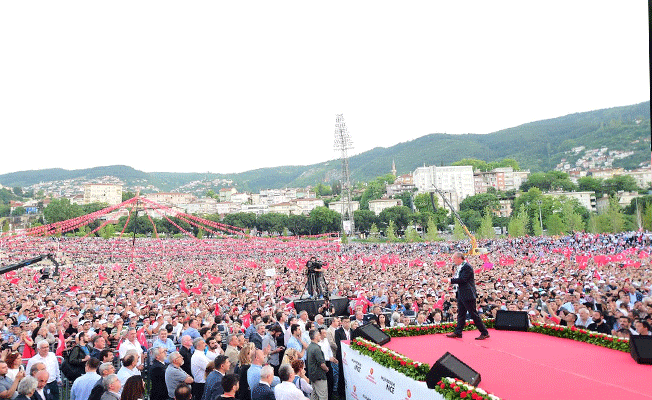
[144,192,195,206]
[83,184,122,206]
[368,198,403,216]
[328,200,360,215]
[413,165,475,209]
[542,191,596,213]
[293,198,324,215]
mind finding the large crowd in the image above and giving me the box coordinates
[0,231,651,400]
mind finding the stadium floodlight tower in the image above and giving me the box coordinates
[334,114,355,236]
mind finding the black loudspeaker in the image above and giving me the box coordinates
[354,322,391,345]
[293,296,349,319]
[630,335,652,364]
[426,352,481,388]
[495,310,529,331]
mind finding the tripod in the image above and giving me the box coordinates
[302,271,329,300]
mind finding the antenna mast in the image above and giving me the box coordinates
[334,114,355,235]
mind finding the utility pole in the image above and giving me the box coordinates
[334,114,355,236]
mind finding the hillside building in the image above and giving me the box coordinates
[413,165,475,209]
[368,198,403,215]
[328,200,360,215]
[83,183,122,206]
[542,191,597,213]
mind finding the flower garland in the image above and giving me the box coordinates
[349,338,502,400]
[436,377,501,400]
[529,322,630,352]
[349,338,431,381]
[382,320,495,338]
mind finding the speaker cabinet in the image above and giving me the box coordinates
[354,322,391,345]
[426,352,481,387]
[630,335,652,364]
[495,310,529,331]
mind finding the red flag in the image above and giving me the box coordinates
[179,279,189,295]
[480,254,489,262]
[9,278,19,284]
[190,282,202,295]
[136,327,148,349]
[55,329,65,356]
[207,274,222,285]
[287,260,297,270]
[593,270,602,280]
[98,272,107,282]
[483,262,494,271]
[435,261,446,268]
[214,302,221,316]
[166,268,174,281]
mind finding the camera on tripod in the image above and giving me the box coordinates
[307,259,322,274]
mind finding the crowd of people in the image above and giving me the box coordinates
[0,230,650,400]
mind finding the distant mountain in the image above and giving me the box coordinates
[1,101,649,193]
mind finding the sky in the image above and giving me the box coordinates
[0,1,649,176]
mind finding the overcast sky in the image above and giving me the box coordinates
[0,1,649,176]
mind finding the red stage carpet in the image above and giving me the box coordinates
[383,329,652,400]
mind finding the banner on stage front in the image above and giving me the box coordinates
[341,343,442,400]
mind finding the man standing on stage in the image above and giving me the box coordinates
[443,252,490,340]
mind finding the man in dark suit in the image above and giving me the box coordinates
[334,318,352,398]
[32,370,54,400]
[179,335,194,376]
[149,346,168,400]
[250,365,275,400]
[445,252,490,340]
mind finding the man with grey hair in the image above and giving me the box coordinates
[88,363,116,400]
[444,252,490,340]
[224,334,240,373]
[178,335,194,376]
[190,337,209,400]
[25,340,61,400]
[118,329,144,369]
[165,351,193,399]
[33,370,51,400]
[100,374,121,400]
[251,365,275,400]
[149,346,168,400]
[16,376,37,399]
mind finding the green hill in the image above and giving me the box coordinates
[1,101,649,192]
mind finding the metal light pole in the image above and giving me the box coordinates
[537,200,543,233]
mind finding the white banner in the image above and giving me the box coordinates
[341,343,444,400]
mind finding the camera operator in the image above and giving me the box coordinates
[306,257,327,299]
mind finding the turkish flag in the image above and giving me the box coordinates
[55,329,66,356]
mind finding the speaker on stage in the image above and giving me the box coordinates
[630,335,652,364]
[354,322,391,345]
[426,352,481,388]
[495,310,529,331]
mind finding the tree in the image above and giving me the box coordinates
[308,207,341,234]
[369,223,380,239]
[532,217,543,236]
[561,200,585,233]
[122,191,136,202]
[43,198,83,224]
[508,205,528,237]
[359,174,395,210]
[452,159,489,171]
[577,176,604,196]
[395,191,414,210]
[287,214,310,236]
[385,220,397,241]
[11,207,25,216]
[602,175,640,196]
[378,206,411,231]
[413,193,437,214]
[520,171,576,192]
[12,187,23,196]
[545,214,566,235]
[425,215,440,242]
[453,220,466,240]
[404,225,421,242]
[477,208,495,239]
[460,193,499,216]
[353,210,378,233]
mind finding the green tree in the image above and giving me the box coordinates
[520,171,576,192]
[287,214,310,236]
[385,220,397,241]
[545,214,566,235]
[603,175,640,196]
[359,174,395,210]
[378,206,411,231]
[460,193,499,216]
[405,225,421,242]
[453,220,466,240]
[452,159,489,171]
[196,228,204,239]
[477,208,495,239]
[11,207,25,216]
[532,217,543,236]
[122,191,136,202]
[425,215,441,242]
[369,223,380,239]
[577,176,604,196]
[308,207,341,234]
[353,210,378,233]
[12,187,23,196]
[508,205,528,237]
[413,193,437,214]
[43,198,83,224]
[562,200,585,233]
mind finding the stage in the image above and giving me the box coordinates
[381,329,652,400]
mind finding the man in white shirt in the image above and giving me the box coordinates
[318,328,337,400]
[274,364,309,400]
[205,335,223,361]
[117,329,144,368]
[190,337,209,400]
[26,340,61,400]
